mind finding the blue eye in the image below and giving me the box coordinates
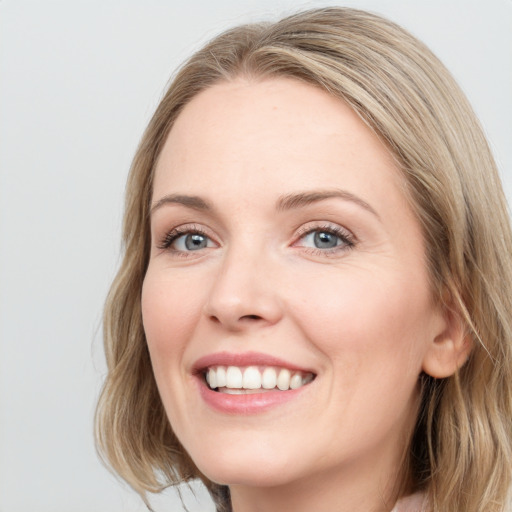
[174,233,211,251]
[297,226,355,252]
[304,231,341,249]
[159,228,215,252]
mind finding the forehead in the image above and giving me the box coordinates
[153,77,407,215]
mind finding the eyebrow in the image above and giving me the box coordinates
[150,194,213,215]
[276,189,380,218]
[150,189,379,219]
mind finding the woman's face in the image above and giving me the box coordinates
[142,78,446,493]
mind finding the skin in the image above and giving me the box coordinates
[142,78,465,512]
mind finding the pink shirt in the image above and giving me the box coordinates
[391,493,427,512]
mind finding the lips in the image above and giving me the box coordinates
[193,351,317,413]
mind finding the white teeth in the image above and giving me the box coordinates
[277,368,291,390]
[290,372,302,390]
[226,366,243,388]
[243,366,261,389]
[207,368,217,389]
[216,366,227,388]
[205,365,314,392]
[262,367,277,389]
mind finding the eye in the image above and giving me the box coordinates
[295,224,355,253]
[158,226,217,253]
[173,232,213,251]
[303,231,341,249]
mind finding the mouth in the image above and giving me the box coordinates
[204,365,316,394]
[192,352,317,412]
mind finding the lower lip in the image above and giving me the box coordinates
[197,378,309,414]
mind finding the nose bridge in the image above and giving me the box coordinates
[204,235,282,329]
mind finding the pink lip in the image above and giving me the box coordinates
[192,351,315,415]
[197,384,308,414]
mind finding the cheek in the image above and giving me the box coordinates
[141,269,207,429]
[141,269,202,363]
[289,268,433,440]
[288,266,434,377]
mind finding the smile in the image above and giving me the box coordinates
[205,365,315,393]
[193,352,317,413]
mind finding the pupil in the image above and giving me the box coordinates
[185,233,207,250]
[314,231,337,249]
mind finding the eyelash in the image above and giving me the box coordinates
[156,223,356,256]
[157,224,213,252]
[294,223,356,255]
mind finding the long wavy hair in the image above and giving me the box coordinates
[95,7,512,511]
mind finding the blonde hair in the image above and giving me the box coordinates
[95,7,512,512]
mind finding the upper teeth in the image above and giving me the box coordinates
[205,366,314,392]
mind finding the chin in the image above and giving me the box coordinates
[187,443,302,488]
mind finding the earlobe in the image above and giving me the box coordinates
[422,306,473,379]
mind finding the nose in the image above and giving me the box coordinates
[203,244,283,331]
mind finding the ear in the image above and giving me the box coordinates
[422,305,473,379]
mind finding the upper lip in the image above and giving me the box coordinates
[192,351,316,375]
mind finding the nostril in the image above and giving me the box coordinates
[207,313,263,325]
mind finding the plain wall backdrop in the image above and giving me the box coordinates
[0,1,511,511]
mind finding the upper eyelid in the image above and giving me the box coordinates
[294,221,355,239]
[155,222,214,238]
[152,216,220,236]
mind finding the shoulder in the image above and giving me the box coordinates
[391,492,427,512]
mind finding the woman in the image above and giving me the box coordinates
[95,7,512,512]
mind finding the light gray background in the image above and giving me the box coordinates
[0,1,511,511]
